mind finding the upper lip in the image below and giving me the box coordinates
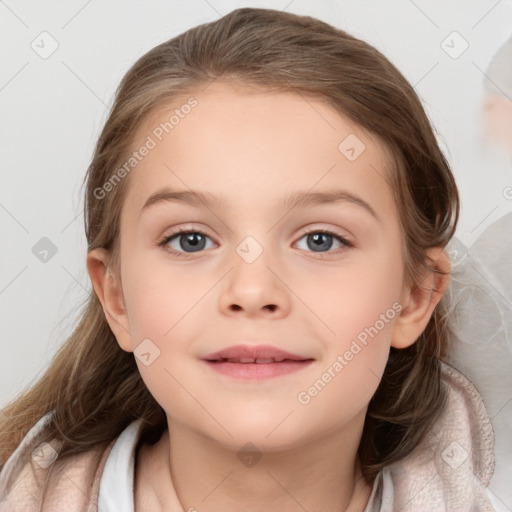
[202,344,313,363]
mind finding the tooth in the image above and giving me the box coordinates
[255,358,274,363]
[237,358,256,363]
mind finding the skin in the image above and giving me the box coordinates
[87,80,450,512]
[482,93,512,154]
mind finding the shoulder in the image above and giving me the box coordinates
[378,361,496,511]
[0,412,117,512]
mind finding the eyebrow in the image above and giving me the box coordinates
[140,187,379,221]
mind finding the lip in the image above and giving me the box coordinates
[201,344,315,380]
[202,344,311,362]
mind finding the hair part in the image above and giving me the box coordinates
[0,7,459,487]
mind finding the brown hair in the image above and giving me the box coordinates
[0,7,459,486]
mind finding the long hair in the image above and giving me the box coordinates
[0,7,459,485]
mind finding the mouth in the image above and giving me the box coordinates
[201,344,315,380]
[207,357,302,363]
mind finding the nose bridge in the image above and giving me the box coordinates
[235,234,266,266]
[219,230,290,316]
[230,232,274,291]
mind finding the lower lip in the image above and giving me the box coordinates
[202,359,314,380]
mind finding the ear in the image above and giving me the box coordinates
[86,248,134,353]
[391,247,451,349]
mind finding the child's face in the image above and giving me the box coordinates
[111,81,409,450]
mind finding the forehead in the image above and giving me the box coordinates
[121,80,395,220]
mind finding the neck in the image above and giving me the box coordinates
[146,415,372,512]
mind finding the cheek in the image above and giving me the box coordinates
[316,248,404,345]
[122,255,209,344]
[295,343,388,440]
[121,258,210,421]
[296,273,401,430]
[306,250,403,395]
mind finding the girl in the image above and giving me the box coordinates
[0,7,496,511]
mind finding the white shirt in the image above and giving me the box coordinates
[98,418,144,512]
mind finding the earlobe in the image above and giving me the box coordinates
[86,248,133,353]
[391,247,451,349]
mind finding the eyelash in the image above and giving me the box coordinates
[158,227,354,258]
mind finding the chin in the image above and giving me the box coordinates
[217,433,305,454]
[211,418,312,453]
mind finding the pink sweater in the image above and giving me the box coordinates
[0,362,496,511]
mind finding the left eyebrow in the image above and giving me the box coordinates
[283,189,379,222]
[140,187,380,222]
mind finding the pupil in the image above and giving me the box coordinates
[309,233,332,252]
[182,233,205,252]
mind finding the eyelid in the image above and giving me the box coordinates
[297,225,353,244]
[159,223,215,241]
[158,225,216,247]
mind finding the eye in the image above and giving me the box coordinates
[295,228,353,254]
[158,227,353,258]
[158,229,216,257]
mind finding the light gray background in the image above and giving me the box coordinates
[1,0,511,508]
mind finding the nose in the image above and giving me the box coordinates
[218,245,291,319]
